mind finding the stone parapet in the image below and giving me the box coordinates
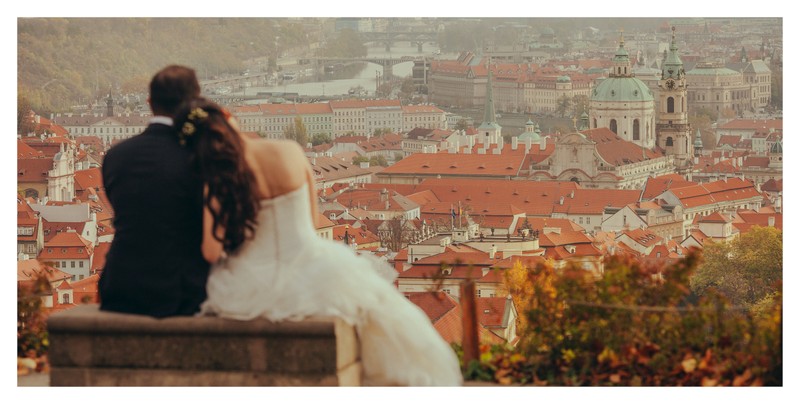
[47,304,360,386]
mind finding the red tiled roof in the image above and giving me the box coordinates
[618,228,663,248]
[315,213,336,229]
[70,274,100,304]
[42,220,88,243]
[699,212,731,223]
[761,178,782,193]
[642,174,697,199]
[18,259,71,283]
[332,224,380,246]
[405,291,458,323]
[17,158,53,183]
[18,140,43,158]
[477,297,510,328]
[91,242,112,272]
[718,119,782,131]
[73,168,103,193]
[379,149,527,177]
[580,128,662,166]
[39,231,93,260]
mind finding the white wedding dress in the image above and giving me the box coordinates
[199,184,463,386]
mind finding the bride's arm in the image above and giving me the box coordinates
[305,162,319,222]
[202,185,225,264]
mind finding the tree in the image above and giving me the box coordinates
[372,127,392,137]
[283,116,309,147]
[399,76,416,100]
[454,119,469,132]
[555,95,572,118]
[17,95,36,136]
[487,252,782,386]
[571,94,590,117]
[318,28,366,58]
[690,226,782,310]
[378,214,417,252]
[311,133,332,146]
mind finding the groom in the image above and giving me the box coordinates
[98,65,210,318]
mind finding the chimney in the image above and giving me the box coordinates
[511,136,518,150]
[559,196,564,205]
[768,216,775,227]
[489,244,497,259]
[539,136,547,151]
[570,190,575,199]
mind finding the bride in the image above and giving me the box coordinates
[172,97,463,386]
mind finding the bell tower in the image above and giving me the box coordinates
[656,26,692,167]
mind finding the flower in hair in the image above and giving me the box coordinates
[188,107,209,122]
[182,122,196,136]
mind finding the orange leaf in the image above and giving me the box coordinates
[609,374,621,384]
[701,377,718,387]
[733,369,752,387]
[681,357,697,373]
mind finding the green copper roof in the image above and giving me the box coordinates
[662,27,684,80]
[686,66,739,76]
[694,128,703,148]
[518,130,541,142]
[591,77,653,102]
[557,75,571,83]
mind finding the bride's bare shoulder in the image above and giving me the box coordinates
[248,139,306,162]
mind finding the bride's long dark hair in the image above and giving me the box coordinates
[173,97,260,253]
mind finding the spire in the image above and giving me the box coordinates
[579,108,589,131]
[662,26,684,80]
[694,128,704,152]
[611,28,632,78]
[477,58,502,136]
[482,59,496,125]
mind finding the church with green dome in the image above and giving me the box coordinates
[589,33,656,150]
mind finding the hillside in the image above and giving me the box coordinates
[18,18,312,114]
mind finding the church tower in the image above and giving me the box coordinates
[47,143,76,202]
[106,88,115,117]
[656,26,693,167]
[476,59,502,146]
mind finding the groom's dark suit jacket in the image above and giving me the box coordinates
[98,122,210,318]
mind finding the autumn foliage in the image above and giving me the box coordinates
[464,251,782,386]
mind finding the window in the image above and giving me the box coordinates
[633,119,640,140]
[666,137,674,147]
[667,97,675,113]
[610,119,617,134]
[63,293,70,304]
[79,261,84,268]
[62,261,66,267]
[71,261,75,268]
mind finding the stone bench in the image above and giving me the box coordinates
[46,304,361,386]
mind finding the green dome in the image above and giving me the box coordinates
[518,131,541,142]
[591,77,654,102]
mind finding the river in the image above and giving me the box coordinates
[236,43,456,98]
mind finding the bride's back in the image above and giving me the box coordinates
[241,138,309,200]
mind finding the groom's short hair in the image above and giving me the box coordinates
[149,65,200,117]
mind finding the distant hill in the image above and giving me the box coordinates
[18,18,311,114]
